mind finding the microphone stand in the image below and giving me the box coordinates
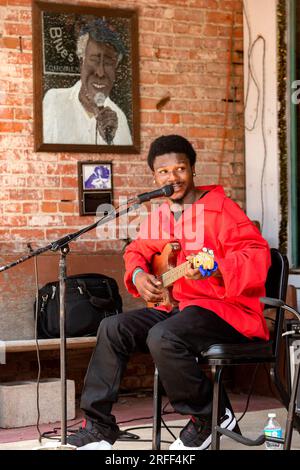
[0,200,140,449]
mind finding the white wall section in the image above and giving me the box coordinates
[243,0,280,248]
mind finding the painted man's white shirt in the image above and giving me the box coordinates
[43,80,133,145]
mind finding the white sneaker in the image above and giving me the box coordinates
[169,408,236,450]
[77,440,112,451]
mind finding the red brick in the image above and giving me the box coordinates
[45,228,71,240]
[191,0,218,7]
[0,107,14,119]
[140,72,157,84]
[59,164,77,175]
[28,214,64,226]
[173,22,190,34]
[14,108,32,120]
[3,174,26,186]
[22,67,32,79]
[10,189,41,200]
[7,0,31,4]
[42,202,58,213]
[174,9,203,22]
[22,38,32,50]
[202,24,219,37]
[0,215,27,226]
[61,176,78,188]
[58,202,77,213]
[188,127,224,138]
[26,175,60,188]
[63,215,92,226]
[139,19,156,31]
[9,80,32,94]
[10,229,44,239]
[140,46,155,58]
[7,51,32,65]
[157,74,182,85]
[140,97,157,110]
[0,37,20,49]
[4,8,19,21]
[43,189,76,201]
[174,36,199,48]
[141,33,174,48]
[148,112,165,124]
[18,9,32,21]
[166,113,180,124]
[23,202,39,213]
[4,22,32,36]
[220,1,243,12]
[0,121,28,133]
[206,11,233,24]
[3,202,22,213]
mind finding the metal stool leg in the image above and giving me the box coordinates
[152,367,162,450]
[284,362,300,450]
[211,365,224,450]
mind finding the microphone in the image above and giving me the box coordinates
[94,92,113,144]
[130,184,174,204]
[105,127,113,145]
[94,91,106,107]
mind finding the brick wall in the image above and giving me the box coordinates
[0,0,244,340]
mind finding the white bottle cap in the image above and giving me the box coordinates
[268,412,276,418]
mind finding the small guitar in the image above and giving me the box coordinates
[147,242,215,309]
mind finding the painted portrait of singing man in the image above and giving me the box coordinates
[43,18,133,146]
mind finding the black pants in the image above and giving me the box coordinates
[80,306,251,444]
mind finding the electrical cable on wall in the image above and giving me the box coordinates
[28,242,43,444]
[243,1,267,231]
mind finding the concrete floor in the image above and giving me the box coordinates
[0,406,299,450]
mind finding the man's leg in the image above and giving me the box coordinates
[147,306,250,448]
[78,307,170,443]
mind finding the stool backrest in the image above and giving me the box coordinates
[264,248,289,356]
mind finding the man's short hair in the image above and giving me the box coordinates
[147,135,197,170]
[76,18,126,65]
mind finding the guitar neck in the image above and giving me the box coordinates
[160,260,191,287]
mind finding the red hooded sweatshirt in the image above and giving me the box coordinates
[124,185,271,340]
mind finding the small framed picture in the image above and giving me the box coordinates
[82,162,112,190]
[78,161,113,216]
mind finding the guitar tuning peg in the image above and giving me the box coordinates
[208,249,214,256]
[202,247,208,252]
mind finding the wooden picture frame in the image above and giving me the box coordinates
[32,1,140,153]
[78,161,113,216]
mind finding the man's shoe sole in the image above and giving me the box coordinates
[169,409,236,450]
[76,440,112,450]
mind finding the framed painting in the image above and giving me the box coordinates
[78,161,113,216]
[32,1,140,153]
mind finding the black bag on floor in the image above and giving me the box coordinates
[34,273,123,338]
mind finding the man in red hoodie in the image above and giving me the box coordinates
[68,134,271,450]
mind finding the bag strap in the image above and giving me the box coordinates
[104,279,121,313]
[76,279,115,310]
[37,293,57,339]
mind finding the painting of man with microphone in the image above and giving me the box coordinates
[42,18,132,146]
